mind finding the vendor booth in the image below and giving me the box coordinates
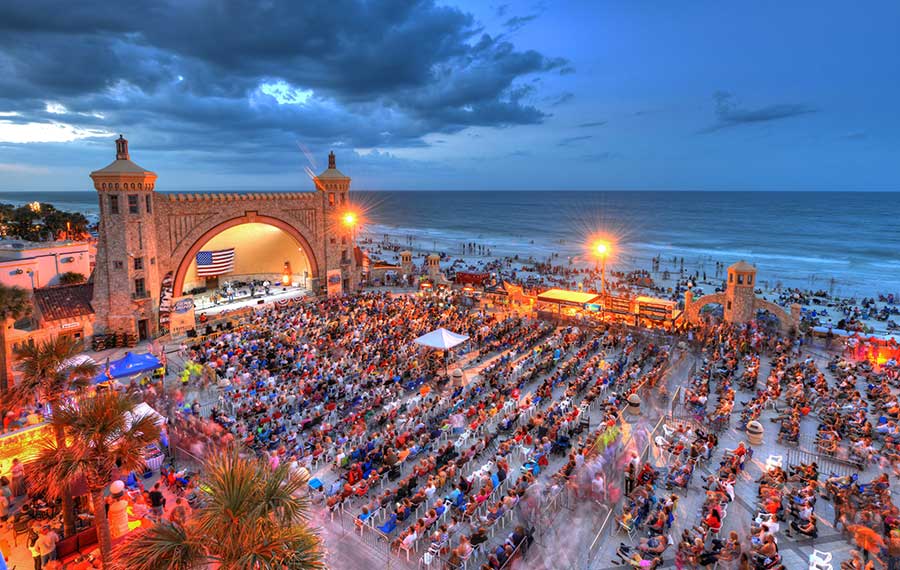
[535,288,683,329]
[414,328,470,377]
[95,351,162,384]
[536,289,601,321]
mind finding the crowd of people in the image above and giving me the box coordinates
[19,278,887,570]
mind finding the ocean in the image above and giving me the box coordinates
[2,190,898,297]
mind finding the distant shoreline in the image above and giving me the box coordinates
[2,190,897,300]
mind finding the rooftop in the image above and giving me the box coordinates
[33,283,94,321]
[316,151,349,180]
[90,135,156,177]
[729,259,756,272]
[0,239,89,252]
[537,288,601,305]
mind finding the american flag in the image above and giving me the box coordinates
[196,248,235,277]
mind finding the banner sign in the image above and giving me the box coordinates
[169,296,196,337]
[326,269,343,297]
[158,271,174,334]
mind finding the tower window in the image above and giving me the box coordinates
[145,195,152,213]
[109,195,119,214]
[340,194,347,204]
[328,193,335,206]
[113,260,124,270]
[727,301,732,310]
[134,257,143,270]
[128,194,139,214]
[748,275,753,285]
[729,273,733,283]
[737,274,743,285]
[134,278,146,298]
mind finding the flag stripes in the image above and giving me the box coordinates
[196,248,235,277]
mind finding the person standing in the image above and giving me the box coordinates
[27,529,41,570]
[36,526,59,566]
[10,459,25,498]
[148,483,166,519]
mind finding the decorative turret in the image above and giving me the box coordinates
[316,151,351,199]
[90,135,161,339]
[115,134,129,159]
[426,254,441,281]
[725,260,757,324]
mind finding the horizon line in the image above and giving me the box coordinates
[0,188,898,194]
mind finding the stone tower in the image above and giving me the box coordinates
[399,250,413,276]
[90,135,161,339]
[316,151,357,291]
[426,254,441,281]
[724,260,757,324]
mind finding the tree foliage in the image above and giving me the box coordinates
[113,447,324,570]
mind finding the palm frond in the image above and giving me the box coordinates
[224,523,324,570]
[112,521,207,570]
[7,335,98,409]
[117,444,323,569]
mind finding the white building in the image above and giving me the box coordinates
[0,239,95,291]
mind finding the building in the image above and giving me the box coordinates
[684,260,800,332]
[0,240,94,291]
[90,135,360,340]
[32,283,95,342]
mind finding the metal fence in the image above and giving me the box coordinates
[784,434,865,477]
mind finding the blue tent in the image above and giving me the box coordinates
[95,352,161,383]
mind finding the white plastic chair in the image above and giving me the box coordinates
[809,549,832,570]
[765,455,783,471]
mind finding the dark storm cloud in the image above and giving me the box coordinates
[558,135,592,146]
[701,91,816,133]
[504,14,539,32]
[0,0,568,157]
[548,92,574,107]
[581,151,617,161]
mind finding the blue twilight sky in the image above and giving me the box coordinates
[0,0,898,192]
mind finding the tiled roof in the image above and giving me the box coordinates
[34,283,94,321]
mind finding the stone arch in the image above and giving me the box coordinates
[686,292,726,324]
[752,299,795,334]
[171,213,319,296]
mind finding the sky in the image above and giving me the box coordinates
[0,0,898,192]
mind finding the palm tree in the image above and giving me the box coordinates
[8,335,97,537]
[29,391,161,568]
[0,283,32,393]
[112,447,324,570]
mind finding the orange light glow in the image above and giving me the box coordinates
[594,241,610,257]
[342,212,358,227]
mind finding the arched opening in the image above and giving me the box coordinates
[172,215,319,301]
[755,308,782,334]
[698,302,724,326]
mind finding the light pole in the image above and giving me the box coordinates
[342,211,359,288]
[594,241,610,294]
[342,211,358,253]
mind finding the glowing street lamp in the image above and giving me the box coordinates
[593,240,611,294]
[342,212,357,228]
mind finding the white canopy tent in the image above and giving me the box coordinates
[125,402,167,430]
[413,328,470,350]
[413,328,470,377]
